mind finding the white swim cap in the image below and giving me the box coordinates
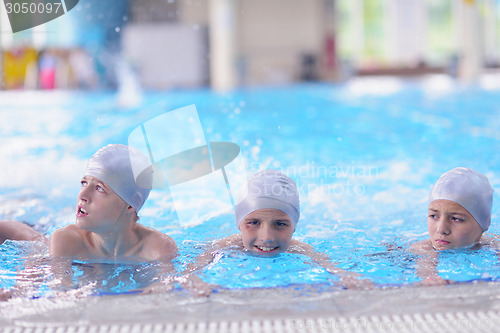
[429,167,493,231]
[234,169,300,230]
[85,144,153,213]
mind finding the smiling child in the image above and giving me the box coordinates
[175,169,372,293]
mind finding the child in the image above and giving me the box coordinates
[0,144,177,300]
[411,167,495,285]
[49,144,177,262]
[0,220,47,245]
[173,169,372,293]
[1,144,177,261]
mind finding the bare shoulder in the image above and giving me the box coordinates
[410,239,433,256]
[481,233,500,241]
[288,239,314,253]
[49,224,87,256]
[136,224,178,260]
[212,233,242,250]
[481,234,500,248]
[199,233,242,258]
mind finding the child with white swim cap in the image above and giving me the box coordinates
[233,169,301,256]
[49,144,177,261]
[0,144,178,301]
[172,169,372,295]
[412,167,495,285]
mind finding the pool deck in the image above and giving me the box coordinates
[1,281,500,332]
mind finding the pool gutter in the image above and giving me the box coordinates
[1,281,500,332]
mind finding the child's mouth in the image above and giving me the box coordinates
[77,206,88,216]
[254,245,279,252]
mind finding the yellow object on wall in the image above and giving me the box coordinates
[1,48,38,89]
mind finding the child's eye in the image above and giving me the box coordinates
[275,221,291,227]
[96,185,105,193]
[246,220,259,225]
[81,180,87,187]
[428,214,438,219]
[452,217,465,223]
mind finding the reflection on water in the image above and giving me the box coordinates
[1,241,167,298]
[1,80,500,297]
[69,261,163,295]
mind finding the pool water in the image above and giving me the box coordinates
[1,76,500,297]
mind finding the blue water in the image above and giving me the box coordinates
[1,77,500,297]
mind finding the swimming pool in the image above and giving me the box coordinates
[1,75,500,329]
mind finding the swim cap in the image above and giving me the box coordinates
[429,167,493,231]
[85,144,153,213]
[234,169,300,230]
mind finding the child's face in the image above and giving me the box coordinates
[239,208,294,257]
[427,199,483,250]
[75,176,130,232]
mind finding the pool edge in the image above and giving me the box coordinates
[1,281,500,331]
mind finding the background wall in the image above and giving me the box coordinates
[0,0,499,90]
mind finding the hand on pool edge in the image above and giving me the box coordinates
[177,274,219,297]
[418,276,455,286]
[0,288,14,301]
[142,276,176,295]
[142,274,218,297]
[338,273,374,290]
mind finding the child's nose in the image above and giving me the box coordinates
[78,187,91,202]
[436,218,450,235]
[258,224,274,242]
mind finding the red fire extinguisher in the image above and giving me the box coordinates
[325,35,336,69]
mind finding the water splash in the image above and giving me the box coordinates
[115,58,143,108]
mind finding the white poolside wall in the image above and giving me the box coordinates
[237,0,325,85]
[126,0,328,89]
[122,24,209,89]
[125,0,493,89]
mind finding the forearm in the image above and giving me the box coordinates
[183,250,216,274]
[183,236,238,275]
[0,220,46,244]
[416,256,439,279]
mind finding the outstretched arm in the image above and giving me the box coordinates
[0,220,47,245]
[185,234,242,274]
[288,240,373,289]
[144,234,241,296]
[410,240,451,286]
[0,220,48,301]
[181,234,242,295]
[481,234,500,256]
[0,241,51,301]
